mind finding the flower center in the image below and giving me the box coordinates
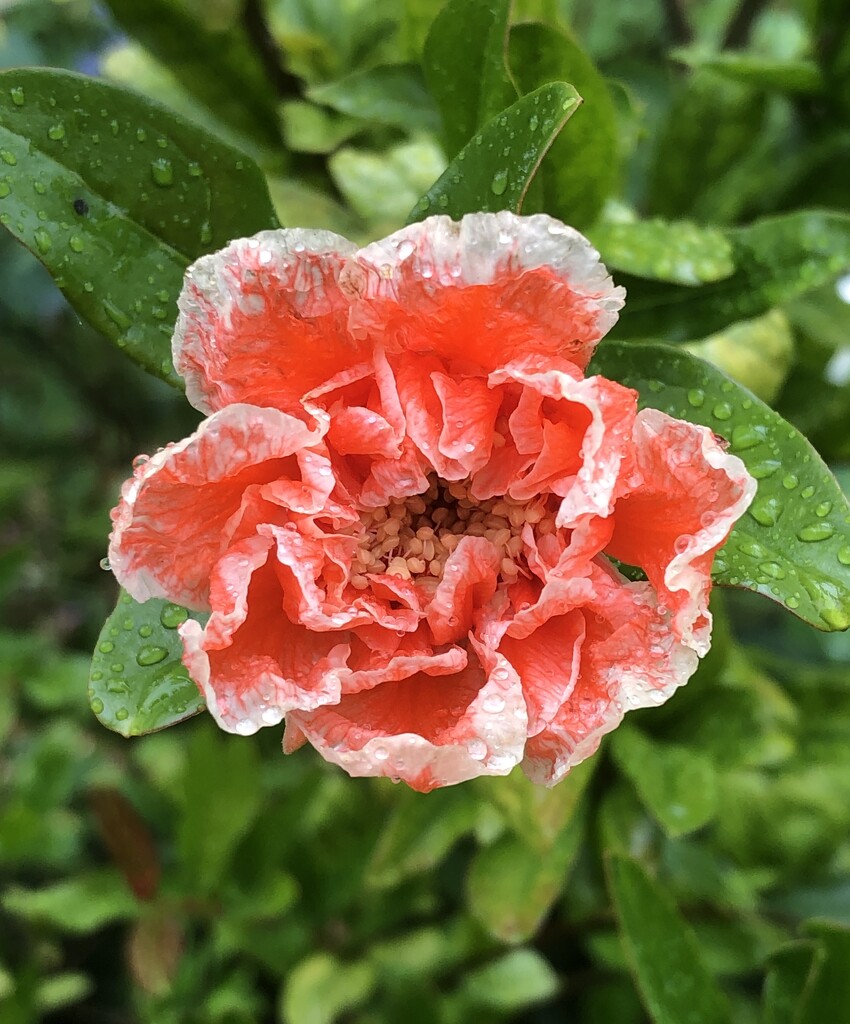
[350,476,556,589]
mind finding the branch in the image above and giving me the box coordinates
[661,0,693,46]
[723,0,767,49]
[241,0,301,99]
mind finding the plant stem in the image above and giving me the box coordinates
[242,0,301,99]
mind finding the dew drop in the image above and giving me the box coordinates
[102,299,131,330]
[33,228,52,254]
[759,561,786,580]
[373,745,389,761]
[138,624,153,638]
[99,556,111,571]
[782,473,799,490]
[115,707,130,721]
[69,235,85,253]
[797,522,835,542]
[490,169,508,196]
[482,693,506,714]
[749,496,781,527]
[91,670,103,681]
[137,645,168,667]
[730,425,763,450]
[801,485,815,499]
[821,606,849,630]
[98,640,114,654]
[815,501,833,517]
[91,697,104,714]
[838,546,850,566]
[786,595,800,609]
[160,603,189,629]
[47,123,65,141]
[0,179,10,199]
[150,157,174,187]
[467,738,487,760]
[712,402,733,421]
[687,389,705,407]
[10,86,24,106]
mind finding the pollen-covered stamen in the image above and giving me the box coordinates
[349,475,557,588]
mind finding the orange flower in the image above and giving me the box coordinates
[109,214,754,791]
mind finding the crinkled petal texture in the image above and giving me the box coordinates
[110,213,755,791]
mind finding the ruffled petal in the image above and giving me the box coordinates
[287,649,528,791]
[174,229,361,415]
[342,212,624,372]
[605,409,756,653]
[181,538,350,734]
[521,577,699,786]
[109,404,324,607]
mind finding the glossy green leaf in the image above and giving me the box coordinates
[611,726,718,838]
[308,64,440,133]
[280,952,376,1024]
[422,0,517,157]
[762,941,825,1024]
[407,82,580,222]
[607,854,732,1024]
[467,810,585,942]
[590,219,735,286]
[0,68,277,386]
[588,342,850,631]
[796,922,850,1023]
[614,212,850,342]
[509,22,618,229]
[89,590,207,737]
[103,0,281,150]
[675,51,825,96]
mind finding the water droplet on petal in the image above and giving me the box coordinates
[467,739,487,760]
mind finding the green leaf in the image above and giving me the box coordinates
[102,0,282,150]
[474,755,595,852]
[461,949,559,1011]
[368,787,480,889]
[280,952,376,1024]
[508,22,618,229]
[2,870,138,933]
[308,64,440,133]
[36,974,93,1012]
[610,726,718,838]
[796,922,850,1023]
[683,309,794,403]
[0,68,277,386]
[177,725,262,892]
[607,854,731,1024]
[614,212,850,342]
[279,101,362,155]
[589,341,850,630]
[422,0,517,157]
[762,941,825,1024]
[589,219,735,286]
[330,139,446,231]
[407,82,580,222]
[89,590,207,737]
[647,69,766,221]
[467,812,585,942]
[675,51,825,96]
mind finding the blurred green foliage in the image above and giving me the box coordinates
[3,0,850,1021]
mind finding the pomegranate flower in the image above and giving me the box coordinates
[109,213,755,791]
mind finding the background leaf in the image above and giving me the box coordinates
[607,854,731,1024]
[89,591,207,737]
[589,341,850,631]
[614,212,850,342]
